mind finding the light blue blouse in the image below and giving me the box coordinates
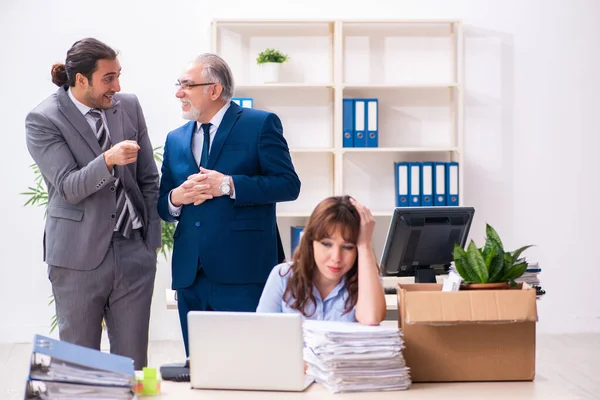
[256,262,357,322]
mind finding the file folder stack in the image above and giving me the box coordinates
[303,320,411,393]
[232,97,254,108]
[25,334,136,399]
[343,98,378,148]
[290,225,304,258]
[394,161,459,207]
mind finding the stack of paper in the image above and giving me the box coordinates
[516,262,546,299]
[303,320,410,393]
[25,334,135,399]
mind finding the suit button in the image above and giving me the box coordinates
[195,222,201,227]
[110,213,116,219]
[109,186,116,192]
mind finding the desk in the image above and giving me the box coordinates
[141,379,572,399]
[164,276,447,314]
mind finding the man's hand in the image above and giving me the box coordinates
[194,167,234,197]
[170,173,213,207]
[104,140,140,171]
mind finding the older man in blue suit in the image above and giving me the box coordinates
[158,53,301,355]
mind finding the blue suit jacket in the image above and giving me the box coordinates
[158,102,301,289]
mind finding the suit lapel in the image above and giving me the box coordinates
[57,87,102,155]
[105,99,124,144]
[105,99,126,178]
[207,102,242,169]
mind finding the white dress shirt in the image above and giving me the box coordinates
[67,89,142,229]
[168,102,232,217]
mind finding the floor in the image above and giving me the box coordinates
[3,334,599,399]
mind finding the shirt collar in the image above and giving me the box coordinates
[313,275,348,302]
[67,88,94,116]
[197,102,230,133]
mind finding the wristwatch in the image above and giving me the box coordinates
[219,176,231,196]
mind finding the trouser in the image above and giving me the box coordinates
[49,229,157,370]
[176,267,265,357]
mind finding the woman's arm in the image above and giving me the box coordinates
[351,198,387,325]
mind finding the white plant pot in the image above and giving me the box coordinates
[260,62,281,83]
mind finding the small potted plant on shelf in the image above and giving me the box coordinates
[452,224,533,290]
[256,48,289,83]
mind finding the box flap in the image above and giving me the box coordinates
[402,287,537,324]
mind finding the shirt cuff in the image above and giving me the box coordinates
[168,190,182,217]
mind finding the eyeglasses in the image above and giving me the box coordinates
[175,81,215,90]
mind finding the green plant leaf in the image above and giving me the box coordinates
[511,245,533,262]
[487,252,505,282]
[453,245,476,283]
[501,261,528,281]
[466,240,488,283]
[256,48,290,64]
[485,224,504,252]
[502,251,514,277]
[483,242,497,269]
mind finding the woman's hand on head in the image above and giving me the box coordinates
[350,197,375,248]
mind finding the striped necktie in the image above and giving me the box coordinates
[89,108,135,239]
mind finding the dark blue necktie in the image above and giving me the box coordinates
[199,123,212,168]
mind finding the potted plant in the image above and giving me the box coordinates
[256,48,289,83]
[21,146,175,332]
[452,224,533,290]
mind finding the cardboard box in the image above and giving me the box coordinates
[397,283,537,382]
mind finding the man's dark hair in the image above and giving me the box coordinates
[51,38,117,87]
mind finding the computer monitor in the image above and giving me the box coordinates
[380,206,475,282]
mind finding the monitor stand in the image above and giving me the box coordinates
[415,268,436,283]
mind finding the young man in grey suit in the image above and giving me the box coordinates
[25,38,161,369]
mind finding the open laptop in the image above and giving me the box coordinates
[187,311,314,391]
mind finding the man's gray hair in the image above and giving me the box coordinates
[193,53,235,102]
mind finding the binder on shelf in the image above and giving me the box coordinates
[394,162,409,207]
[290,226,304,257]
[408,162,421,207]
[421,162,433,206]
[232,97,253,108]
[365,98,378,148]
[26,334,135,398]
[353,99,366,147]
[342,98,354,148]
[433,162,447,206]
[446,161,459,206]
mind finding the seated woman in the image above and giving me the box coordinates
[257,195,386,325]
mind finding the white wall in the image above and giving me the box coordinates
[1,0,599,343]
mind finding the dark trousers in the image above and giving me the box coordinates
[176,267,265,356]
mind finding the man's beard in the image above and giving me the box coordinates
[84,86,113,110]
[182,100,200,121]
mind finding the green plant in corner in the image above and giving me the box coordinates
[256,48,290,64]
[22,146,176,332]
[452,224,533,286]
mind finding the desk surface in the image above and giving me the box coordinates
[165,276,440,312]
[141,379,575,399]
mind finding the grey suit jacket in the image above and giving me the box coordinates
[25,87,161,270]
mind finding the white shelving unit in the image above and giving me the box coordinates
[212,19,464,260]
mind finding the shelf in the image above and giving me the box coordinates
[290,148,335,153]
[214,19,464,262]
[237,83,334,89]
[277,212,312,218]
[344,83,459,89]
[372,211,394,217]
[342,147,459,153]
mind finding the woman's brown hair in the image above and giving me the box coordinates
[282,195,360,317]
